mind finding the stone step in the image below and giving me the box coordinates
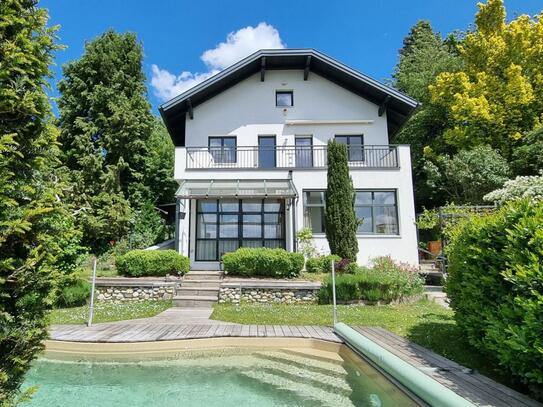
[173,295,218,308]
[183,272,223,281]
[176,287,220,296]
[181,279,221,288]
[239,369,355,407]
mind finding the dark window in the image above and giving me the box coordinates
[258,135,276,168]
[303,191,326,233]
[195,199,285,261]
[355,191,399,234]
[208,137,236,164]
[295,136,313,168]
[276,91,293,107]
[335,135,364,162]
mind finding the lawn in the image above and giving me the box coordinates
[211,300,513,388]
[49,300,172,324]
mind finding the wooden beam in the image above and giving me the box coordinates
[378,95,391,117]
[260,57,266,82]
[187,98,194,120]
[304,55,311,80]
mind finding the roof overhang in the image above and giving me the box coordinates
[159,49,419,146]
[175,179,298,199]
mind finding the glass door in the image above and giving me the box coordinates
[295,136,313,168]
[258,136,276,168]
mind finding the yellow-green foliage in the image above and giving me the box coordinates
[429,0,543,156]
[446,199,543,398]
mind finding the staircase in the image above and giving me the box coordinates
[173,270,222,307]
[238,349,357,407]
[419,259,444,285]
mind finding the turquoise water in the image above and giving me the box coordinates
[23,349,418,407]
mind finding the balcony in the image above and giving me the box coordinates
[185,145,399,170]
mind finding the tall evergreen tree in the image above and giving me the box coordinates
[58,30,155,252]
[0,1,82,403]
[324,140,358,262]
[393,21,462,208]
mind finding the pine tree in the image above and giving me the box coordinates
[324,140,358,262]
[0,1,81,403]
[58,30,155,252]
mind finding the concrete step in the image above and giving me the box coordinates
[253,351,347,377]
[183,272,223,281]
[181,279,221,288]
[173,295,218,308]
[176,287,219,296]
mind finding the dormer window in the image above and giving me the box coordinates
[276,91,293,107]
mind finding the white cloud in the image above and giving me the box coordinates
[151,22,285,101]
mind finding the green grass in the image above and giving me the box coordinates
[210,300,514,389]
[49,300,172,324]
[297,271,328,282]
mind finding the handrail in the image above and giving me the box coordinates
[185,144,400,169]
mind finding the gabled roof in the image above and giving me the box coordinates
[159,49,419,146]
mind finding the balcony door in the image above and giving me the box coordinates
[295,136,313,168]
[258,135,276,168]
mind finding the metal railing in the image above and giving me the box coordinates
[185,145,399,169]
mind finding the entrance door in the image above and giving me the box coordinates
[258,136,276,168]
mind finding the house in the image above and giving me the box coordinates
[159,49,419,270]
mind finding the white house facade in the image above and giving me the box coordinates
[160,49,419,270]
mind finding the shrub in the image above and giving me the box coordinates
[116,250,189,277]
[56,276,91,308]
[483,172,543,205]
[319,261,424,303]
[446,199,543,397]
[305,255,341,273]
[222,248,304,278]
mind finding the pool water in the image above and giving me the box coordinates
[23,348,419,407]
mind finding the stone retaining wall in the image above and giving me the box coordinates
[219,287,319,304]
[94,278,178,303]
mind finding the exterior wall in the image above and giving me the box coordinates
[95,284,176,302]
[172,69,419,268]
[219,287,318,304]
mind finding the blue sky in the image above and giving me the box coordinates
[41,0,542,115]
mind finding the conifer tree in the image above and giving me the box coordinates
[324,140,358,262]
[58,30,155,252]
[0,1,82,403]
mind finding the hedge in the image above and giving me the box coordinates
[116,250,189,277]
[305,255,341,273]
[319,264,424,303]
[55,276,91,308]
[446,199,543,398]
[222,248,304,278]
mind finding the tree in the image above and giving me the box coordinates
[324,140,358,262]
[393,21,462,209]
[0,1,81,403]
[145,119,177,205]
[424,145,510,204]
[511,127,543,176]
[429,0,543,159]
[58,30,155,252]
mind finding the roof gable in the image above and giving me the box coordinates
[159,49,419,146]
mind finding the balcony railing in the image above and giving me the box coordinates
[185,145,399,170]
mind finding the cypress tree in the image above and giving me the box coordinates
[0,1,82,402]
[324,140,359,262]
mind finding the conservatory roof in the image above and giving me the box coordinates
[175,179,298,199]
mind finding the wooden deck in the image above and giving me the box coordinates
[50,323,342,343]
[351,327,541,407]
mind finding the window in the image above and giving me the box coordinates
[276,91,293,107]
[208,137,236,164]
[303,189,399,235]
[303,191,326,233]
[355,191,398,234]
[335,135,364,162]
[295,136,313,168]
[258,135,276,168]
[195,199,285,261]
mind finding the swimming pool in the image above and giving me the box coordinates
[23,345,419,406]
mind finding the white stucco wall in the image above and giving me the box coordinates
[172,69,419,268]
